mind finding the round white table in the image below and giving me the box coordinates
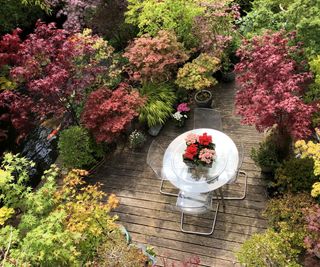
[162,128,239,194]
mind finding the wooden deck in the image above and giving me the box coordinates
[90,81,268,266]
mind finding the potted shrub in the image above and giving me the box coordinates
[274,157,317,194]
[172,102,191,127]
[237,225,302,267]
[250,138,280,173]
[175,53,220,108]
[138,82,177,136]
[58,126,104,169]
[129,130,147,149]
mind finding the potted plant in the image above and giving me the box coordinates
[175,53,220,108]
[194,90,213,108]
[172,102,190,127]
[251,138,280,173]
[138,82,177,136]
[58,126,104,170]
[129,130,147,149]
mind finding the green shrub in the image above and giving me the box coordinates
[0,0,45,35]
[304,55,320,104]
[0,166,132,266]
[0,153,34,208]
[274,158,317,193]
[263,192,313,250]
[129,130,147,149]
[240,0,320,58]
[58,126,104,169]
[263,192,313,230]
[125,0,203,48]
[251,138,280,172]
[139,82,177,127]
[237,225,302,267]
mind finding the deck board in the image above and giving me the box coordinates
[89,81,267,266]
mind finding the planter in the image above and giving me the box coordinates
[148,123,163,136]
[134,244,157,266]
[194,89,213,108]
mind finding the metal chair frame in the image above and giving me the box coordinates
[177,190,223,236]
[147,140,178,197]
[212,141,248,200]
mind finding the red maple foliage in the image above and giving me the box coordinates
[0,28,22,67]
[10,21,110,121]
[0,91,34,143]
[81,83,145,143]
[124,30,189,83]
[235,31,315,140]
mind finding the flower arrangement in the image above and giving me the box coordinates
[172,103,190,127]
[183,132,216,167]
[129,130,146,149]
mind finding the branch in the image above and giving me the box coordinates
[2,226,13,265]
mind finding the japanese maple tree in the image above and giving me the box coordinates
[0,28,33,144]
[123,30,189,83]
[10,21,115,122]
[235,31,315,141]
[81,83,145,143]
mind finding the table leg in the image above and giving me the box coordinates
[218,188,226,212]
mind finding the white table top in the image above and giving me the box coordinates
[162,128,239,193]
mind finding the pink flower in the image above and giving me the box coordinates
[177,103,190,112]
[185,133,198,145]
[199,148,215,164]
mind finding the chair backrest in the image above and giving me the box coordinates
[193,108,222,130]
[176,191,211,215]
[147,140,166,179]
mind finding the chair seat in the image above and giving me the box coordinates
[176,191,211,215]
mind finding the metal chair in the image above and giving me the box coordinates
[147,140,178,197]
[193,108,222,130]
[176,191,220,235]
[213,139,248,200]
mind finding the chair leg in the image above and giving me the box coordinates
[160,179,178,197]
[180,201,220,236]
[212,171,248,200]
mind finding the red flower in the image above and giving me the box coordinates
[186,143,198,155]
[198,133,212,146]
[183,143,198,160]
[184,152,195,160]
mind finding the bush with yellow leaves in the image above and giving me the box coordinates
[0,153,148,266]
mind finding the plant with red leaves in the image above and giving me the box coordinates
[0,28,22,67]
[0,91,34,143]
[304,204,320,257]
[81,83,145,143]
[124,30,189,83]
[11,22,114,122]
[235,31,315,141]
